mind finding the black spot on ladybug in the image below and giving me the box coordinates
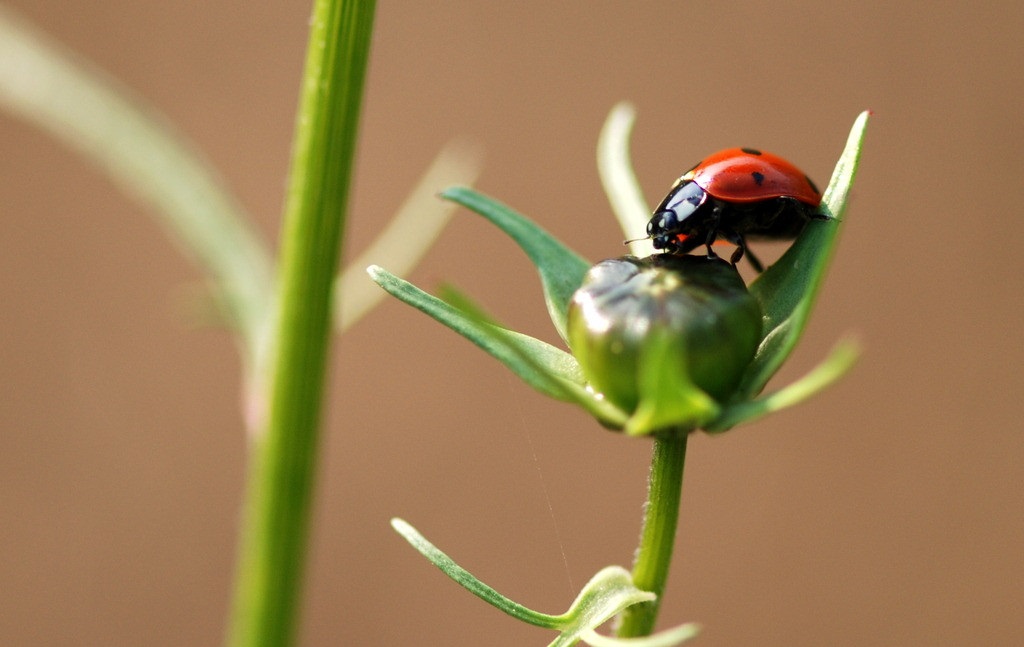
[741,147,762,155]
[751,171,765,186]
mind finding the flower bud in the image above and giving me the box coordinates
[567,255,762,431]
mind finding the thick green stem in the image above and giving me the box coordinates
[225,2,376,647]
[617,433,689,637]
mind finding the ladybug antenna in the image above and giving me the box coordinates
[622,235,650,246]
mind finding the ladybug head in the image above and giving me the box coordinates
[646,181,710,251]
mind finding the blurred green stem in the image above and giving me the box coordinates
[226,2,376,647]
[617,433,689,638]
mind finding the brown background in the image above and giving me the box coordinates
[1,2,1022,646]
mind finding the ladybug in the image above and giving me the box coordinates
[646,147,822,272]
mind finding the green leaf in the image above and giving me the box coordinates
[369,266,628,428]
[625,332,719,436]
[392,519,691,647]
[597,102,655,258]
[335,140,482,332]
[545,567,657,647]
[707,337,860,432]
[436,285,630,429]
[391,518,564,629]
[368,266,583,400]
[441,186,591,342]
[738,111,870,398]
[0,6,273,352]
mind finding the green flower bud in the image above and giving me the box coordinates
[567,254,762,432]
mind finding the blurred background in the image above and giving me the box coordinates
[1,2,1022,645]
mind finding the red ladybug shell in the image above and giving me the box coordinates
[680,147,821,206]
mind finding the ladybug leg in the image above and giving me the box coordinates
[702,203,724,259]
[702,227,720,260]
[720,228,765,273]
[740,243,765,273]
[728,244,745,266]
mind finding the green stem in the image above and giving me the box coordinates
[617,433,689,637]
[225,2,376,647]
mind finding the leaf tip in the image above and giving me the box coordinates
[438,185,469,202]
[608,100,637,124]
[390,517,420,545]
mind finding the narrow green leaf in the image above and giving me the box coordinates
[392,519,677,647]
[597,102,655,258]
[441,186,591,342]
[369,266,629,426]
[436,285,630,428]
[0,6,273,351]
[369,266,584,398]
[391,518,565,629]
[738,111,870,397]
[336,140,482,331]
[708,337,860,432]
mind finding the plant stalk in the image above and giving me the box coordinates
[616,432,689,637]
[225,2,376,647]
